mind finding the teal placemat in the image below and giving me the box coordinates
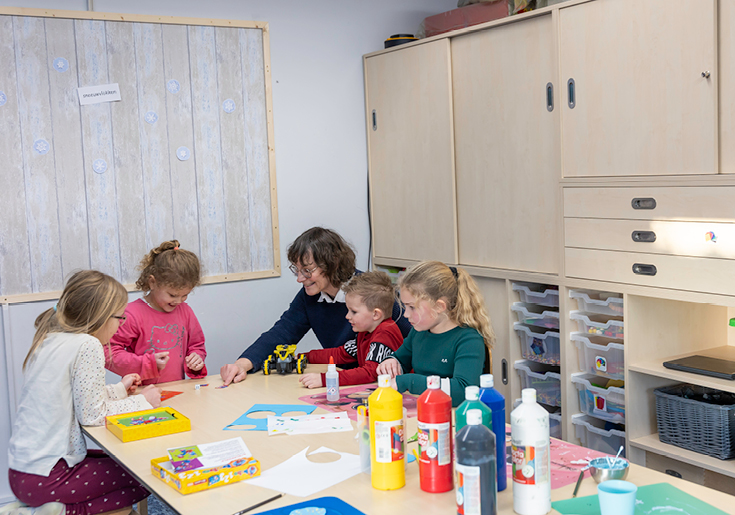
[552,482,728,515]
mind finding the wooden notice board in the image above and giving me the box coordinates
[0,7,279,303]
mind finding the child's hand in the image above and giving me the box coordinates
[185,352,204,371]
[141,385,162,408]
[299,373,322,389]
[155,351,170,370]
[390,377,398,390]
[376,357,402,379]
[122,373,142,395]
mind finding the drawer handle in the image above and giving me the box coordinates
[501,358,508,385]
[631,197,657,210]
[372,109,377,131]
[546,82,554,112]
[567,78,576,109]
[665,469,683,479]
[632,230,656,243]
[632,263,657,276]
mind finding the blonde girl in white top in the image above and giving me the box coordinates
[4,270,161,515]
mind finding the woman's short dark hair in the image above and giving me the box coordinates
[287,227,356,287]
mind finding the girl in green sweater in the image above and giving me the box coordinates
[376,261,495,406]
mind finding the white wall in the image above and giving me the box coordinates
[0,0,456,503]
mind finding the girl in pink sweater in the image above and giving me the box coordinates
[105,240,208,384]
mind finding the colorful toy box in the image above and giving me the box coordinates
[151,456,260,495]
[106,407,190,442]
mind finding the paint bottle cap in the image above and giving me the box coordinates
[467,409,483,425]
[522,388,537,403]
[480,374,494,388]
[378,374,391,388]
[426,375,441,389]
[328,356,336,373]
[465,385,480,400]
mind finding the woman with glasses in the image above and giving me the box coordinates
[220,227,411,385]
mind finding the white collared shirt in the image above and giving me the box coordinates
[318,288,346,304]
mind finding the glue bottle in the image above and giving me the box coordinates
[456,385,493,433]
[368,374,405,490]
[417,375,453,493]
[326,356,339,402]
[479,373,507,492]
[511,388,551,515]
[456,408,497,515]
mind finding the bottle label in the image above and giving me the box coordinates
[417,421,451,466]
[374,419,404,463]
[511,442,549,485]
[455,463,481,515]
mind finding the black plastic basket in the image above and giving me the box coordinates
[654,384,735,460]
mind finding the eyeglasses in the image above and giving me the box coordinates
[288,263,319,279]
[111,315,127,325]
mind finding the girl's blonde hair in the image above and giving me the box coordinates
[23,270,128,370]
[399,261,495,349]
[135,240,201,292]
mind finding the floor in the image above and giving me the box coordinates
[146,495,177,515]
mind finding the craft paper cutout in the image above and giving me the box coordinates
[299,384,418,421]
[144,111,158,124]
[259,497,366,515]
[291,509,326,515]
[176,146,190,161]
[0,91,6,106]
[224,404,317,431]
[248,446,361,497]
[53,57,69,72]
[222,99,235,113]
[92,159,107,174]
[160,390,183,402]
[33,139,50,155]
[167,79,181,94]
[267,412,352,435]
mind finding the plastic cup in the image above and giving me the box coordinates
[597,480,637,515]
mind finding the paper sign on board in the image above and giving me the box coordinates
[77,83,121,105]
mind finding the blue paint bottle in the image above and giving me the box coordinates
[479,374,507,492]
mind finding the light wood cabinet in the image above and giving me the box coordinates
[559,0,717,177]
[364,40,457,264]
[719,0,735,174]
[452,14,560,273]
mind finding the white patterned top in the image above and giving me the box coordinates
[9,332,152,476]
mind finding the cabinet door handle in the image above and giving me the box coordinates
[567,78,576,109]
[546,82,554,112]
[372,109,377,131]
[631,197,657,210]
[632,230,656,243]
[632,263,657,276]
[501,358,508,385]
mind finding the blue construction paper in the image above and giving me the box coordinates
[258,496,365,515]
[407,453,416,463]
[33,139,50,155]
[92,159,107,174]
[224,403,317,431]
[167,79,180,94]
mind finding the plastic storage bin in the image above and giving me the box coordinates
[514,323,561,365]
[511,303,560,330]
[569,290,624,317]
[655,384,735,460]
[572,333,624,380]
[514,398,561,439]
[570,311,624,339]
[514,360,562,407]
[571,373,625,424]
[512,283,559,308]
[571,414,626,456]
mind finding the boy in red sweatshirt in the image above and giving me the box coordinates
[299,271,403,387]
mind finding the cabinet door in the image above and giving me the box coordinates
[560,0,717,177]
[452,15,560,274]
[365,40,457,264]
[720,0,735,174]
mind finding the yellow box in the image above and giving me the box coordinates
[105,407,190,442]
[151,456,260,495]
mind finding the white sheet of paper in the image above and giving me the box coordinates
[77,83,121,105]
[267,412,353,435]
[167,437,251,471]
[247,446,361,497]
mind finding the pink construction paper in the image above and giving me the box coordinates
[298,384,418,421]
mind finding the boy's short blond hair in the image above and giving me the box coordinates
[343,271,395,317]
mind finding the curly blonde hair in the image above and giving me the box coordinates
[399,261,495,350]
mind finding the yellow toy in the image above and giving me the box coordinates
[106,406,190,442]
[263,344,307,375]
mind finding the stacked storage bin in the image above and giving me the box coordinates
[569,290,626,456]
[512,283,562,432]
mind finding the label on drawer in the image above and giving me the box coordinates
[595,356,608,372]
[593,394,608,413]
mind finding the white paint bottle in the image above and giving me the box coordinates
[511,388,551,515]
[326,356,340,402]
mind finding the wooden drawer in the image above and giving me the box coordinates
[565,248,735,295]
[564,187,735,221]
[565,219,735,259]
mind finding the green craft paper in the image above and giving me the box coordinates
[552,482,728,515]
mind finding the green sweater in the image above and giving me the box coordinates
[393,326,486,407]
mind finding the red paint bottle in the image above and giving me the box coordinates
[417,375,453,493]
